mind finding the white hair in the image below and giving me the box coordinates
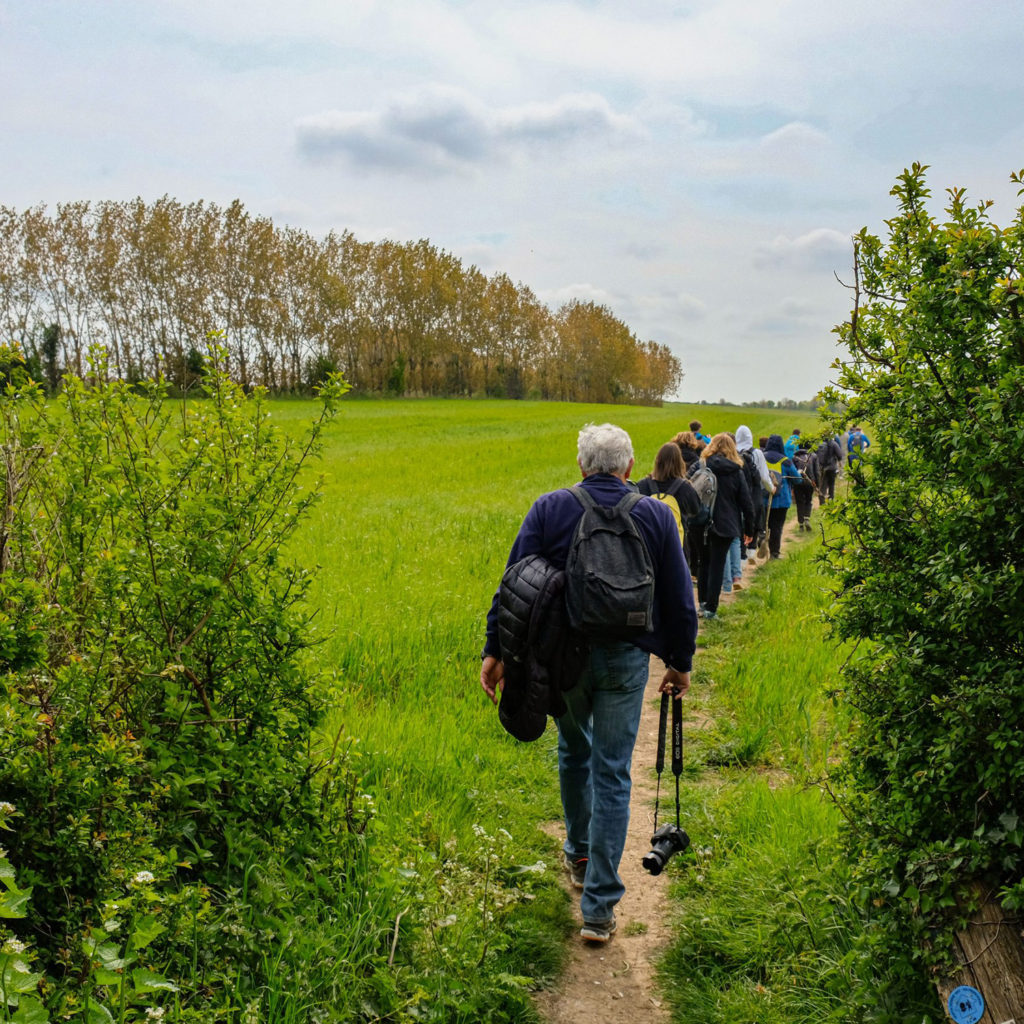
[577,423,634,476]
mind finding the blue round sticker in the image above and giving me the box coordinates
[947,985,984,1024]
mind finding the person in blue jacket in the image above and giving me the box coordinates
[480,423,698,945]
[847,426,871,468]
[689,419,711,445]
[761,434,802,559]
[783,428,802,458]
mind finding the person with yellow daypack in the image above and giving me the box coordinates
[762,433,803,559]
[636,443,701,550]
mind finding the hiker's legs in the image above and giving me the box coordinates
[703,533,732,613]
[725,536,742,583]
[556,642,648,925]
[820,469,836,504]
[686,525,703,582]
[767,505,788,557]
[795,486,813,526]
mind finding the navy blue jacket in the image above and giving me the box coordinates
[763,434,803,509]
[484,474,699,673]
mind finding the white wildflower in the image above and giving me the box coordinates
[2,938,27,954]
[0,802,14,815]
[145,1008,166,1020]
[133,870,155,884]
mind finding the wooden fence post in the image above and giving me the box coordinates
[936,884,1024,1023]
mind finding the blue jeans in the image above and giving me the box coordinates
[722,537,742,592]
[556,642,650,925]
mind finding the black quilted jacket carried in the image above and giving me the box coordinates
[495,554,587,742]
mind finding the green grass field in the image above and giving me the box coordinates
[263,397,853,1021]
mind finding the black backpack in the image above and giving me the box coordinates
[740,450,761,503]
[564,485,655,641]
[817,439,841,472]
[686,462,718,528]
[792,449,813,482]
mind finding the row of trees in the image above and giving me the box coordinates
[0,199,682,403]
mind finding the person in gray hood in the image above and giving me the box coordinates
[735,425,773,560]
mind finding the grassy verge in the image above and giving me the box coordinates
[659,524,861,1023]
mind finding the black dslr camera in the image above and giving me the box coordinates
[642,822,690,875]
[645,694,690,875]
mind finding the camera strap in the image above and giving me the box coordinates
[652,692,683,831]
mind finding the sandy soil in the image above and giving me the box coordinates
[533,519,802,1023]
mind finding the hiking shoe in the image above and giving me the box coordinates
[580,917,617,943]
[562,853,587,890]
[700,609,717,620]
[732,579,743,590]
[756,538,769,558]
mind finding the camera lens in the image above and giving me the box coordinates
[642,849,666,875]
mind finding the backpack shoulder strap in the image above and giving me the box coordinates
[614,491,643,515]
[568,484,596,510]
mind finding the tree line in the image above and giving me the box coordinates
[0,198,682,403]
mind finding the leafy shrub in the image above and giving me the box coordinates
[0,342,379,1018]
[824,165,1024,1016]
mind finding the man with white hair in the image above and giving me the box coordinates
[480,423,698,943]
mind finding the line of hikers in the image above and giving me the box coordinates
[479,420,869,945]
[635,419,860,620]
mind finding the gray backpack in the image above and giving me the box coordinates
[686,462,718,528]
[564,486,655,641]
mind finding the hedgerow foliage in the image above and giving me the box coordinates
[0,345,375,1019]
[825,165,1024,1015]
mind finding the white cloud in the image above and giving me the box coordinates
[753,228,852,271]
[295,87,639,172]
[538,282,616,308]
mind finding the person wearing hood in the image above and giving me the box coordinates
[762,434,803,559]
[735,425,773,561]
[696,432,755,619]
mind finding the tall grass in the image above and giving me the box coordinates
[659,525,870,1023]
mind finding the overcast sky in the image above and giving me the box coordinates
[2,1,1022,402]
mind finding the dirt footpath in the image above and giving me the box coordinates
[534,520,801,1023]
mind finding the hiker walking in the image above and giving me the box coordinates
[695,433,755,620]
[762,434,803,558]
[735,425,773,562]
[847,425,871,469]
[790,441,816,531]
[479,424,698,944]
[671,430,707,579]
[784,428,802,458]
[636,442,700,549]
[814,434,843,503]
